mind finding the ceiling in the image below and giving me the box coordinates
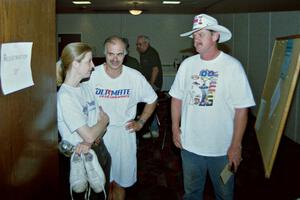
[56,0,300,14]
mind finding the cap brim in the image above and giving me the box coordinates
[180,25,232,43]
[180,29,201,37]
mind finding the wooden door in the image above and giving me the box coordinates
[0,0,58,199]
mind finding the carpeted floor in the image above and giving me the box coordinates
[126,109,300,200]
[127,127,184,200]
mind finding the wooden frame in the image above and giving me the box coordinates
[255,35,300,178]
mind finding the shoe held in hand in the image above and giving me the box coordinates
[84,149,106,194]
[70,153,88,193]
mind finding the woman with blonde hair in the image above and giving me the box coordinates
[57,42,111,200]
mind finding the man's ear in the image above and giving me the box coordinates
[212,32,220,42]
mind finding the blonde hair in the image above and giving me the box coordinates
[56,60,63,86]
[58,42,92,81]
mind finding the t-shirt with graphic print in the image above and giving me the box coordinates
[57,82,98,146]
[88,64,157,187]
[89,65,157,127]
[169,51,255,156]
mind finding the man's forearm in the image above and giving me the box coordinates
[150,66,159,85]
[171,97,182,128]
[139,101,157,123]
[231,108,248,148]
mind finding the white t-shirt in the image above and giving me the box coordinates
[88,64,157,187]
[57,82,98,146]
[169,51,255,156]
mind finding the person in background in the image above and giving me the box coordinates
[122,37,145,140]
[169,14,255,200]
[88,36,157,200]
[57,42,111,200]
[122,37,141,72]
[136,35,163,139]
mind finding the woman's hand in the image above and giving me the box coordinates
[75,142,92,154]
[98,106,109,127]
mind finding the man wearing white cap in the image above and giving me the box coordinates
[169,14,255,200]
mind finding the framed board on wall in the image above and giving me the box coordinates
[255,35,300,178]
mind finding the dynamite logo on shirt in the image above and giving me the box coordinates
[95,88,131,99]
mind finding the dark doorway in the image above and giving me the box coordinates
[57,34,81,57]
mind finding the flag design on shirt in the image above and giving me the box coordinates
[190,69,218,106]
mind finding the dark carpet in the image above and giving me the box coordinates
[127,126,183,200]
[126,110,300,200]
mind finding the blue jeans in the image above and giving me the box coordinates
[181,149,234,200]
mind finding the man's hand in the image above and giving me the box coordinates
[172,126,182,149]
[227,145,242,173]
[125,119,144,133]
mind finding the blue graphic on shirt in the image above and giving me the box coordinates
[83,100,96,116]
[95,88,130,98]
[190,69,218,106]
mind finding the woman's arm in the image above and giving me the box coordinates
[77,106,109,144]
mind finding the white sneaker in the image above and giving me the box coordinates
[84,149,106,194]
[69,153,88,193]
[143,131,159,139]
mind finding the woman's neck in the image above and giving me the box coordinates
[63,72,81,87]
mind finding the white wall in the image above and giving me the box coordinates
[56,14,194,65]
[57,11,300,143]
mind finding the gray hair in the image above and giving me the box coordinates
[137,35,150,44]
[103,35,128,55]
